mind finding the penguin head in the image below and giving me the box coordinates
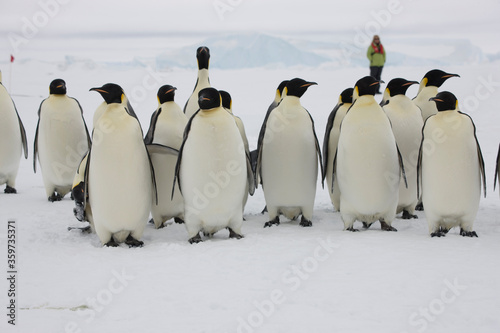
[284,78,317,98]
[198,87,221,110]
[339,88,354,104]
[277,80,289,99]
[219,90,232,111]
[385,78,419,97]
[429,91,458,112]
[354,76,383,97]
[90,83,124,104]
[49,79,67,95]
[196,46,210,70]
[421,69,460,88]
[157,85,176,104]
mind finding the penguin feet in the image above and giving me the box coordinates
[430,231,446,237]
[67,225,91,233]
[228,228,244,239]
[380,221,397,232]
[104,239,120,247]
[439,227,450,234]
[264,217,280,228]
[345,226,359,232]
[4,186,17,194]
[362,222,372,229]
[48,192,62,202]
[189,233,203,244]
[460,229,478,238]
[299,216,312,227]
[156,223,166,229]
[203,231,215,237]
[73,202,86,222]
[261,206,268,214]
[402,210,418,219]
[148,218,154,224]
[415,203,424,211]
[125,235,144,248]
[174,217,185,224]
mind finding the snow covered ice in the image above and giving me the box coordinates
[1,1,500,332]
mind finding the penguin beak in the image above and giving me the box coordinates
[403,81,419,87]
[300,82,318,88]
[165,88,176,94]
[429,97,443,102]
[56,84,64,88]
[90,87,108,94]
[369,80,384,86]
[442,73,460,79]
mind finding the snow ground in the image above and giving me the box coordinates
[1,42,500,333]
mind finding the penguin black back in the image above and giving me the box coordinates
[197,46,210,70]
[49,79,67,95]
[198,87,221,110]
[285,78,317,98]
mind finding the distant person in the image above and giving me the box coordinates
[367,35,386,94]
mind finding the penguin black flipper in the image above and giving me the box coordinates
[396,144,408,189]
[33,99,47,173]
[416,116,431,199]
[246,152,256,196]
[173,109,201,198]
[495,143,500,191]
[255,102,280,188]
[458,111,487,197]
[322,102,343,184]
[249,149,258,177]
[71,97,92,148]
[2,85,29,159]
[144,108,162,145]
[305,108,324,188]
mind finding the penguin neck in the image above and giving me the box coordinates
[418,83,438,95]
[200,106,222,114]
[355,95,377,106]
[281,95,301,106]
[197,68,210,85]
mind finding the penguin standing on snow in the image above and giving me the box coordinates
[184,46,211,119]
[382,78,422,219]
[413,69,460,121]
[495,144,500,197]
[256,78,323,228]
[0,71,28,193]
[336,76,404,232]
[418,91,486,237]
[174,87,254,243]
[322,87,353,211]
[87,83,155,247]
[145,85,188,229]
[219,90,253,212]
[34,79,91,201]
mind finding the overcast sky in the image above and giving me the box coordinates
[2,0,500,55]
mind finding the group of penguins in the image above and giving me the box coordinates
[1,46,499,247]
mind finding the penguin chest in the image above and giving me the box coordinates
[89,109,151,229]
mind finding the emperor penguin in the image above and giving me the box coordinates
[413,69,460,121]
[183,46,211,119]
[256,78,323,228]
[417,91,486,237]
[87,83,155,247]
[0,70,28,193]
[144,85,188,229]
[322,88,354,211]
[382,78,422,219]
[34,79,91,201]
[70,152,93,233]
[219,90,253,211]
[174,87,253,243]
[336,76,403,232]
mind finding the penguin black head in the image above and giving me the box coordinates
[355,76,384,97]
[219,90,232,110]
[49,79,67,95]
[198,87,221,110]
[385,78,419,97]
[277,80,289,97]
[157,85,176,104]
[196,46,210,70]
[421,69,460,88]
[429,91,458,112]
[339,88,354,103]
[284,78,317,98]
[90,83,124,104]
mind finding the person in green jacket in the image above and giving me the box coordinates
[367,35,386,94]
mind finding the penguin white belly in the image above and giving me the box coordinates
[0,90,22,186]
[385,96,423,213]
[261,109,317,219]
[181,111,246,236]
[337,100,399,223]
[414,86,439,121]
[326,104,349,211]
[89,107,151,243]
[38,96,88,195]
[422,115,480,230]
